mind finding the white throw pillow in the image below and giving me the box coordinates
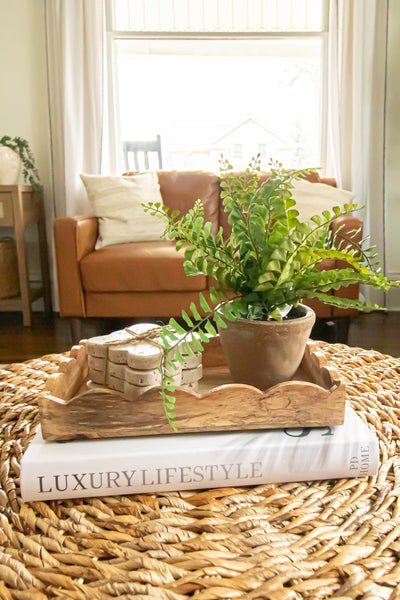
[80,172,166,249]
[291,179,356,223]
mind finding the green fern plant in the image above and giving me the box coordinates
[0,135,42,192]
[143,156,398,430]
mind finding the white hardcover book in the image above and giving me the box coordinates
[20,406,379,502]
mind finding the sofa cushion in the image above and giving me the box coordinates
[80,241,207,293]
[290,179,356,224]
[157,171,220,236]
[80,172,166,249]
[219,172,353,238]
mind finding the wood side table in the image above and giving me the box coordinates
[0,185,52,326]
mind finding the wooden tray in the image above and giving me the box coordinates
[38,339,346,441]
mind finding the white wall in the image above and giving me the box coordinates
[385,0,400,309]
[0,0,54,306]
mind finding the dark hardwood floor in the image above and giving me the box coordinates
[0,310,399,364]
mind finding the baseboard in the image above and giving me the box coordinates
[386,272,400,310]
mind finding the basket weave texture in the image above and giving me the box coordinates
[1,341,400,600]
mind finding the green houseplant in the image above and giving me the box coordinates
[0,136,42,192]
[143,157,398,430]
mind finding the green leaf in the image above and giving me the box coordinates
[214,312,227,329]
[219,304,237,321]
[265,260,281,273]
[159,331,171,349]
[184,245,196,260]
[189,335,204,352]
[209,287,220,305]
[189,302,202,321]
[311,215,323,225]
[258,271,275,284]
[199,292,212,313]
[184,262,200,276]
[193,216,203,235]
[181,310,193,328]
[164,394,175,403]
[254,281,274,292]
[176,348,185,364]
[198,328,210,343]
[184,341,195,356]
[164,329,178,342]
[169,318,187,336]
[166,359,180,372]
[269,304,292,320]
[203,221,212,237]
[204,320,217,337]
[270,248,286,261]
[285,197,296,209]
[165,358,176,370]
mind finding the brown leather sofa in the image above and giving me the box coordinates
[54,170,362,338]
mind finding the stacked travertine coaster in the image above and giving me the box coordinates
[86,322,203,399]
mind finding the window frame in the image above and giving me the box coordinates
[105,0,329,173]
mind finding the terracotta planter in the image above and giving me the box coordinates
[217,304,316,390]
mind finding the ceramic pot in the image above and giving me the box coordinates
[0,146,22,185]
[217,304,315,390]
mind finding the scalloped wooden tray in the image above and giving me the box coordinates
[38,338,346,441]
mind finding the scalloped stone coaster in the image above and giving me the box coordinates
[181,364,203,384]
[85,322,202,400]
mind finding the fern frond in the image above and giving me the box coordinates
[155,288,244,427]
[307,291,385,312]
[142,155,400,431]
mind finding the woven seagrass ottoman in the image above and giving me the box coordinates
[1,341,400,600]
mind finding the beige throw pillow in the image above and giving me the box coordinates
[80,172,166,249]
[291,179,356,223]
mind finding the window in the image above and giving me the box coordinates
[107,0,328,172]
[233,144,243,159]
[258,143,267,160]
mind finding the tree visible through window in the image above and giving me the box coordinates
[108,0,328,172]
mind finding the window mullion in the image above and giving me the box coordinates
[109,0,328,34]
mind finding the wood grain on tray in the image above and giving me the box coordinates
[39,339,346,441]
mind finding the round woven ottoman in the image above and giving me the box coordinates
[0,341,400,599]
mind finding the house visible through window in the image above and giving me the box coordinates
[108,0,328,172]
[233,144,243,159]
[258,143,267,160]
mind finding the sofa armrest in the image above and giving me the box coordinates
[330,214,363,251]
[54,216,98,317]
[320,177,337,187]
[330,214,363,316]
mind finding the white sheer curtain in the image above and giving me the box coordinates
[327,0,389,305]
[45,0,119,217]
